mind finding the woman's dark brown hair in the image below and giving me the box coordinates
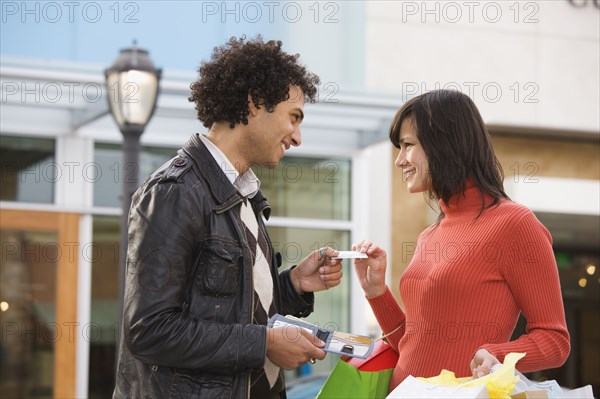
[189,36,320,128]
[389,90,508,218]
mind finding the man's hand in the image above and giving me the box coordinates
[290,247,342,294]
[470,348,500,378]
[266,326,326,369]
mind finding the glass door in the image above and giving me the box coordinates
[0,209,79,398]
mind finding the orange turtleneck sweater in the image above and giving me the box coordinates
[368,183,570,392]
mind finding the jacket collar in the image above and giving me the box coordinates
[180,133,272,219]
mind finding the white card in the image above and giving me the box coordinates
[331,251,368,260]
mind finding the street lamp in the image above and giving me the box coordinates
[105,42,161,352]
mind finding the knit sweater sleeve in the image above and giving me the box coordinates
[482,212,570,370]
[367,286,406,353]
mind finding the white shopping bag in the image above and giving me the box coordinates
[558,385,594,399]
[512,371,595,399]
[386,375,489,399]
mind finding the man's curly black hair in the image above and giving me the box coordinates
[189,36,321,128]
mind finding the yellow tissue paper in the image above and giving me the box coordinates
[417,352,526,399]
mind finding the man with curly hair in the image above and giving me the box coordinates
[113,36,343,398]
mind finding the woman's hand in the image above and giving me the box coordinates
[352,240,387,298]
[470,348,500,378]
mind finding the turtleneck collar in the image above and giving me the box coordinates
[438,179,498,224]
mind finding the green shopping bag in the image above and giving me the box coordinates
[317,340,397,399]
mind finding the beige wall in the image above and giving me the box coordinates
[390,154,430,306]
[389,135,600,305]
[492,135,600,180]
[366,0,600,132]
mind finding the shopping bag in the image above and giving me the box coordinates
[386,376,489,399]
[317,340,398,399]
[387,352,525,399]
[346,340,399,371]
[512,370,595,399]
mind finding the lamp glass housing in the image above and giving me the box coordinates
[106,69,159,128]
[105,44,161,131]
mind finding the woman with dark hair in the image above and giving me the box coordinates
[353,90,570,392]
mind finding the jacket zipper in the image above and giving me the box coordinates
[247,248,254,399]
[232,201,254,399]
[247,214,255,399]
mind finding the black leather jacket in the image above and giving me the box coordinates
[113,134,315,399]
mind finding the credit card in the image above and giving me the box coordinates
[331,251,368,260]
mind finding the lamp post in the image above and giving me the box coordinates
[105,42,161,353]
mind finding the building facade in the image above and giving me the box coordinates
[1,0,598,397]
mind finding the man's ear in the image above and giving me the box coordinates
[248,94,260,117]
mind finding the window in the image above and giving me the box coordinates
[254,156,351,220]
[0,136,55,203]
[93,143,177,207]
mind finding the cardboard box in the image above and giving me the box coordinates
[511,390,550,399]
